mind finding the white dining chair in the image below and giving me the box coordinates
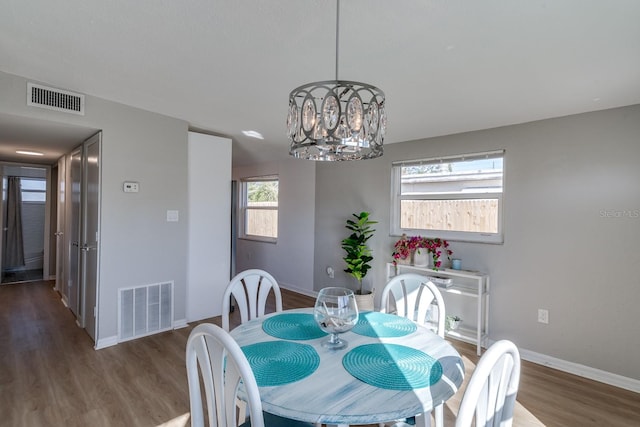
[380,273,446,337]
[221,269,283,422]
[186,323,314,427]
[222,269,283,332]
[379,273,447,427]
[455,340,521,427]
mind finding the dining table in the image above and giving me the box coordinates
[230,307,465,426]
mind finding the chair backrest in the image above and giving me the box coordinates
[186,323,265,427]
[455,340,521,427]
[222,269,283,331]
[380,273,446,337]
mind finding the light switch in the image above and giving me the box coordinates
[166,210,179,222]
[123,181,139,193]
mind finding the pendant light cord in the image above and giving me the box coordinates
[335,0,340,81]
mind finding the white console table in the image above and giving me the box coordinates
[386,262,489,355]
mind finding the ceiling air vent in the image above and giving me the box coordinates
[27,82,85,115]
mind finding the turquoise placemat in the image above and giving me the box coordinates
[351,311,417,338]
[342,343,442,390]
[242,341,320,386]
[262,313,327,340]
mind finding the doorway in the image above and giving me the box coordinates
[0,165,48,285]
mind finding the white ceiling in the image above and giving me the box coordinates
[1,0,639,167]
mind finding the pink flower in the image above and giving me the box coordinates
[392,235,453,270]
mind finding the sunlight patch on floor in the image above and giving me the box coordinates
[450,355,545,427]
[156,413,190,427]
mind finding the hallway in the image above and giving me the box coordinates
[1,268,43,284]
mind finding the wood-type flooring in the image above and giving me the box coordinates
[1,280,638,426]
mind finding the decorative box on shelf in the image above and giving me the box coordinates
[424,275,453,288]
[386,262,490,355]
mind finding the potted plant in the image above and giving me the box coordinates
[392,234,417,265]
[392,235,453,271]
[445,315,462,331]
[341,211,377,309]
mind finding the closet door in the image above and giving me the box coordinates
[81,133,100,341]
[67,148,82,318]
[0,175,5,283]
[65,132,101,341]
[55,157,66,301]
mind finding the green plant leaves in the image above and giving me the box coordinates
[341,211,377,293]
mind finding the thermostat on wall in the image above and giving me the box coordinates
[123,181,139,193]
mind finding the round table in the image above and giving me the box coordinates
[230,308,465,425]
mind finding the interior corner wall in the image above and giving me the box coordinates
[232,158,316,296]
[186,131,231,321]
[0,70,190,343]
[313,104,640,381]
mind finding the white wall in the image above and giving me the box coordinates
[313,105,640,382]
[233,158,316,296]
[0,70,190,344]
[187,132,231,321]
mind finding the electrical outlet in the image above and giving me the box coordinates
[538,308,549,324]
[123,181,139,192]
[326,267,335,279]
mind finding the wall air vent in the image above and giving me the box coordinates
[27,82,85,115]
[118,281,174,342]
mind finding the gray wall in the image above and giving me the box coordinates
[314,105,640,381]
[233,158,316,295]
[0,70,189,343]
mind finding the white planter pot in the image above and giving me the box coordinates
[354,291,375,311]
[413,250,430,267]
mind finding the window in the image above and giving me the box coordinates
[20,178,47,203]
[391,150,504,243]
[239,176,279,242]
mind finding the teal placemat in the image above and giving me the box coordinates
[242,341,320,386]
[351,311,417,338]
[262,313,327,340]
[342,343,442,390]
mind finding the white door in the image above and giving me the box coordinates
[81,133,100,341]
[55,157,66,300]
[66,132,101,341]
[67,147,82,318]
[0,175,5,283]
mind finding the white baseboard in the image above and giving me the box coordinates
[519,347,640,394]
[486,339,640,394]
[279,282,318,299]
[173,318,189,329]
[95,335,118,350]
[95,320,188,350]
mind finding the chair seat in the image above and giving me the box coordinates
[240,411,315,427]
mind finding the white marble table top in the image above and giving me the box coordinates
[230,308,465,425]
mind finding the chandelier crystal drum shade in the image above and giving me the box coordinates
[287,0,386,161]
[287,81,386,161]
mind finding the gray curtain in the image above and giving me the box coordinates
[4,176,25,268]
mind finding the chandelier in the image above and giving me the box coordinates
[287,1,386,161]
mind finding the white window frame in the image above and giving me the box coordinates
[390,150,504,244]
[20,177,47,203]
[239,175,279,243]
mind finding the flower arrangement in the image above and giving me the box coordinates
[392,234,452,270]
[391,234,419,263]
